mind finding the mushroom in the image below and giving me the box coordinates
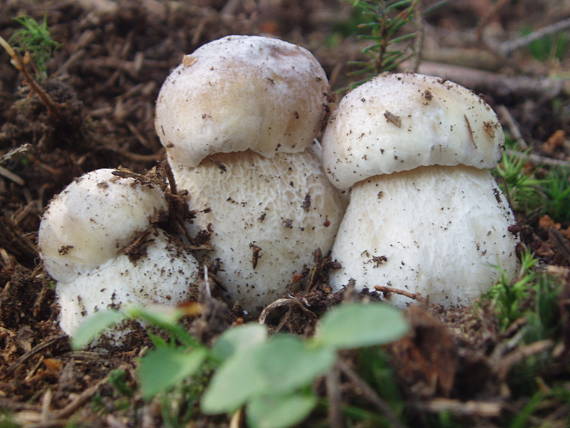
[39,169,200,338]
[322,73,518,307]
[155,35,330,168]
[155,35,345,312]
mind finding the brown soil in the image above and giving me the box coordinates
[1,0,569,426]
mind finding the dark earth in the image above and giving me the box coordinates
[1,0,569,426]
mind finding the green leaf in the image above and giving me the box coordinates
[211,323,267,362]
[247,392,317,428]
[314,303,409,349]
[125,304,184,326]
[385,0,413,12]
[201,344,264,413]
[71,310,126,350]
[202,335,335,414]
[255,335,336,393]
[390,32,417,44]
[125,305,201,348]
[138,347,207,399]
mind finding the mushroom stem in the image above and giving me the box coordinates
[171,150,345,313]
[329,166,518,307]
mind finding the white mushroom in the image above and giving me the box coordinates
[322,73,518,307]
[38,169,200,338]
[172,151,343,312]
[155,35,329,168]
[155,35,345,312]
[39,168,167,282]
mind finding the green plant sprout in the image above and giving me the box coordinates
[484,252,565,425]
[521,25,569,63]
[485,249,540,330]
[494,139,570,223]
[0,412,20,428]
[10,15,59,80]
[539,167,570,223]
[346,0,421,87]
[0,16,61,118]
[486,249,562,342]
[73,303,409,428]
[494,150,542,215]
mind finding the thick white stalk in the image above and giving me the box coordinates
[329,166,518,307]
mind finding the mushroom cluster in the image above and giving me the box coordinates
[322,73,518,307]
[155,35,345,313]
[38,169,200,338]
[38,36,520,341]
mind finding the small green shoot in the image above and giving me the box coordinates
[485,250,539,330]
[73,303,409,427]
[0,412,20,428]
[345,0,421,87]
[108,369,134,397]
[494,150,542,214]
[494,146,570,223]
[538,167,570,223]
[521,26,569,62]
[356,348,404,418]
[486,249,562,383]
[10,15,59,79]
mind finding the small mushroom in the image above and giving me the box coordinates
[39,169,200,339]
[39,168,167,282]
[155,36,345,312]
[322,73,518,307]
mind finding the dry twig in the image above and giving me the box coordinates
[416,398,502,417]
[499,18,570,56]
[374,285,425,303]
[6,335,67,375]
[0,144,33,165]
[52,375,111,419]
[0,165,25,185]
[258,297,316,326]
[411,0,424,73]
[497,340,554,379]
[496,105,529,150]
[326,364,343,428]
[416,62,564,99]
[0,36,62,119]
[506,150,570,168]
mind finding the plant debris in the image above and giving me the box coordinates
[1,1,569,427]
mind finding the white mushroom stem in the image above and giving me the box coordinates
[172,151,345,313]
[58,229,200,341]
[329,166,518,307]
[57,231,199,339]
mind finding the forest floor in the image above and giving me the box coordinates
[0,0,569,427]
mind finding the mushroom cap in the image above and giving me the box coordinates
[322,73,505,190]
[155,35,329,167]
[171,150,346,312]
[39,169,167,282]
[57,229,199,338]
[329,166,518,307]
